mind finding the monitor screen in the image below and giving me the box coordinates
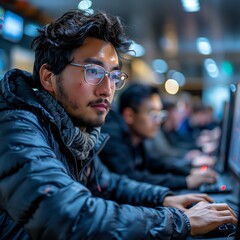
[217,84,236,173]
[1,10,23,42]
[226,82,240,206]
[228,82,240,179]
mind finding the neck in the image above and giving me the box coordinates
[131,134,143,146]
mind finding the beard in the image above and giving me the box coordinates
[70,112,106,128]
[55,76,108,129]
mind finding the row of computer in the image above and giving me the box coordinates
[188,82,240,239]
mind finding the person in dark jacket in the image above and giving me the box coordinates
[0,9,237,240]
[100,83,218,190]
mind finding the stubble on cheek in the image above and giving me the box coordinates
[55,77,108,127]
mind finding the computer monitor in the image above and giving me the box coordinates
[227,81,240,206]
[1,10,24,42]
[217,84,236,173]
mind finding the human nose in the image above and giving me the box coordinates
[95,74,112,97]
[104,71,116,87]
[154,118,162,126]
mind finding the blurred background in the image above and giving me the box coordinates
[0,0,240,120]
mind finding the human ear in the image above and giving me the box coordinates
[122,107,135,125]
[39,64,55,93]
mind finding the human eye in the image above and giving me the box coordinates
[110,71,124,80]
[149,111,157,119]
[85,65,105,83]
[87,67,98,76]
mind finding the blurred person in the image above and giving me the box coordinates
[146,103,221,166]
[174,91,195,142]
[161,97,199,150]
[145,127,192,160]
[190,104,221,155]
[0,10,237,240]
[161,94,220,155]
[100,83,218,191]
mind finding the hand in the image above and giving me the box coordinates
[163,193,214,211]
[186,168,218,189]
[184,201,238,236]
[192,155,216,167]
[184,149,202,161]
[201,142,219,155]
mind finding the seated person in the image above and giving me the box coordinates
[100,83,218,190]
[0,10,237,239]
[145,127,204,164]
[161,94,220,155]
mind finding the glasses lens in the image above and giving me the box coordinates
[110,71,127,90]
[149,110,167,122]
[85,65,105,85]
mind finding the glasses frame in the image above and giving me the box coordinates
[134,109,168,122]
[148,110,168,122]
[69,63,128,90]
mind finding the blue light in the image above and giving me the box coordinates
[24,23,40,37]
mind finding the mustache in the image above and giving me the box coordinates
[89,98,111,109]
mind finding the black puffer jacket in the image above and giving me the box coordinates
[0,69,191,239]
[100,108,191,189]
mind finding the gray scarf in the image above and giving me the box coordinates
[35,90,101,163]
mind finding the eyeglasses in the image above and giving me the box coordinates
[69,63,128,90]
[135,109,168,122]
[148,110,168,122]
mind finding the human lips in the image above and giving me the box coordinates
[90,99,111,112]
[91,102,108,112]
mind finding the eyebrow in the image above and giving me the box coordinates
[83,58,120,70]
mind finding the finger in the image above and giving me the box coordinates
[185,195,214,205]
[217,210,237,218]
[212,203,238,217]
[195,194,214,202]
[188,193,214,203]
[215,214,238,225]
[204,170,218,177]
[201,175,217,183]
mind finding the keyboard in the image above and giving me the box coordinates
[199,176,232,194]
[202,223,236,238]
[191,223,237,239]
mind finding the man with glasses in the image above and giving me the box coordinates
[0,9,237,239]
[100,83,219,190]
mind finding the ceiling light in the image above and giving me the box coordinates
[172,71,186,86]
[78,0,92,10]
[165,79,179,94]
[152,59,168,73]
[196,37,212,55]
[181,0,200,12]
[204,58,219,78]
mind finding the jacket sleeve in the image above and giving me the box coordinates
[89,156,174,206]
[0,110,191,240]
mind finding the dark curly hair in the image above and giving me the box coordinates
[31,9,132,88]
